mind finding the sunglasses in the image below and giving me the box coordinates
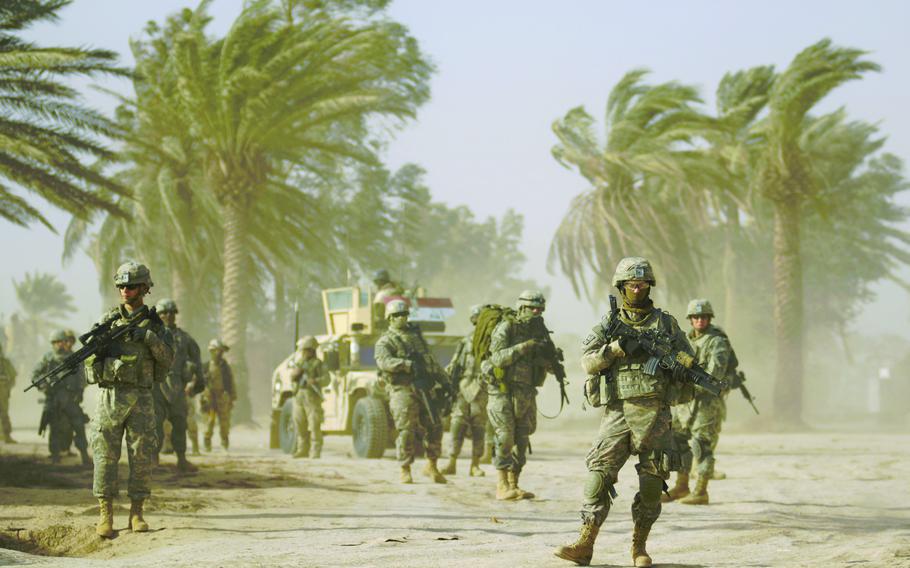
[623,281,650,291]
[117,284,140,291]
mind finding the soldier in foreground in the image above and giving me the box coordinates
[375,299,451,484]
[203,339,235,451]
[555,257,694,568]
[33,330,90,465]
[0,341,17,443]
[487,290,562,501]
[87,262,174,537]
[662,299,734,506]
[290,336,330,459]
[153,299,204,473]
[441,305,487,477]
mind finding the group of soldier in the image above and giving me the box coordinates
[360,259,741,568]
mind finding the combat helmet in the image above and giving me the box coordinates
[155,298,178,314]
[385,299,410,318]
[50,329,69,344]
[517,290,546,309]
[208,338,229,352]
[297,335,318,350]
[114,261,153,288]
[372,269,391,285]
[687,299,714,317]
[611,257,656,288]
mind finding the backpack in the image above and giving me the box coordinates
[471,304,515,370]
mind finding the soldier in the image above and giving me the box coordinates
[486,290,560,501]
[153,299,204,473]
[0,341,16,443]
[33,330,90,465]
[662,299,733,506]
[203,339,235,451]
[554,257,694,568]
[86,261,174,538]
[371,269,404,327]
[375,299,451,484]
[290,336,330,459]
[441,305,487,477]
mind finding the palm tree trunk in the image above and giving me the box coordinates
[221,199,253,423]
[721,199,740,336]
[171,265,193,333]
[771,199,804,426]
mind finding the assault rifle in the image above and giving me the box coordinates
[295,370,323,399]
[407,324,454,426]
[25,307,159,393]
[605,296,726,396]
[732,370,759,414]
[528,317,570,418]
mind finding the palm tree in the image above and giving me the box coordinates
[11,272,74,365]
[757,39,879,425]
[169,0,432,420]
[549,69,719,303]
[0,0,128,228]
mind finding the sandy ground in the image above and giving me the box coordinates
[1,420,909,568]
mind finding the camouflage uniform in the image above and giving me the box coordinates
[444,329,488,472]
[375,300,450,483]
[33,342,89,463]
[290,337,330,458]
[88,304,174,500]
[371,269,404,329]
[153,299,203,469]
[204,353,235,450]
[0,343,16,443]
[556,257,694,568]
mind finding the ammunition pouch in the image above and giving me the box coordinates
[614,362,662,399]
[84,354,103,385]
[584,373,617,408]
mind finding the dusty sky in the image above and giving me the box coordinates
[1,0,908,338]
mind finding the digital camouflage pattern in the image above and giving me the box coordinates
[290,351,329,457]
[672,324,733,478]
[33,349,88,458]
[577,302,693,529]
[487,312,553,473]
[0,344,16,440]
[375,323,446,467]
[446,331,487,461]
[154,324,203,456]
[90,304,173,499]
[204,357,235,449]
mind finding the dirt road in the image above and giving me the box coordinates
[1,422,909,567]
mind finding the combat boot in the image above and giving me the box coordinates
[293,439,309,459]
[79,447,92,467]
[469,456,485,477]
[661,471,690,503]
[553,522,599,566]
[441,456,457,475]
[495,470,520,500]
[679,476,709,505]
[50,453,62,465]
[631,523,652,567]
[221,437,230,451]
[422,459,447,484]
[176,453,198,473]
[3,434,16,444]
[480,442,493,464]
[400,465,413,484]
[190,434,200,456]
[311,444,322,459]
[129,499,149,532]
[508,471,534,499]
[204,436,213,452]
[709,469,726,480]
[96,498,114,538]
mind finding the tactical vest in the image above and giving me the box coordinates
[91,308,161,389]
[497,317,549,389]
[607,309,677,400]
[690,325,739,387]
[378,328,426,386]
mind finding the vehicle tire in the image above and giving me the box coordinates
[352,397,388,459]
[279,398,297,455]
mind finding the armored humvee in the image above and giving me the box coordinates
[269,286,461,458]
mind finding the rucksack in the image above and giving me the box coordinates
[471,304,515,370]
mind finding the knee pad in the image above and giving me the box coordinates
[583,470,617,506]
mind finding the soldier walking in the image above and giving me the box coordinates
[33,330,90,465]
[290,336,330,459]
[87,262,174,538]
[662,299,734,506]
[441,305,487,477]
[375,299,451,484]
[0,341,17,443]
[153,299,204,473]
[203,339,235,451]
[554,257,694,567]
[486,290,561,501]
